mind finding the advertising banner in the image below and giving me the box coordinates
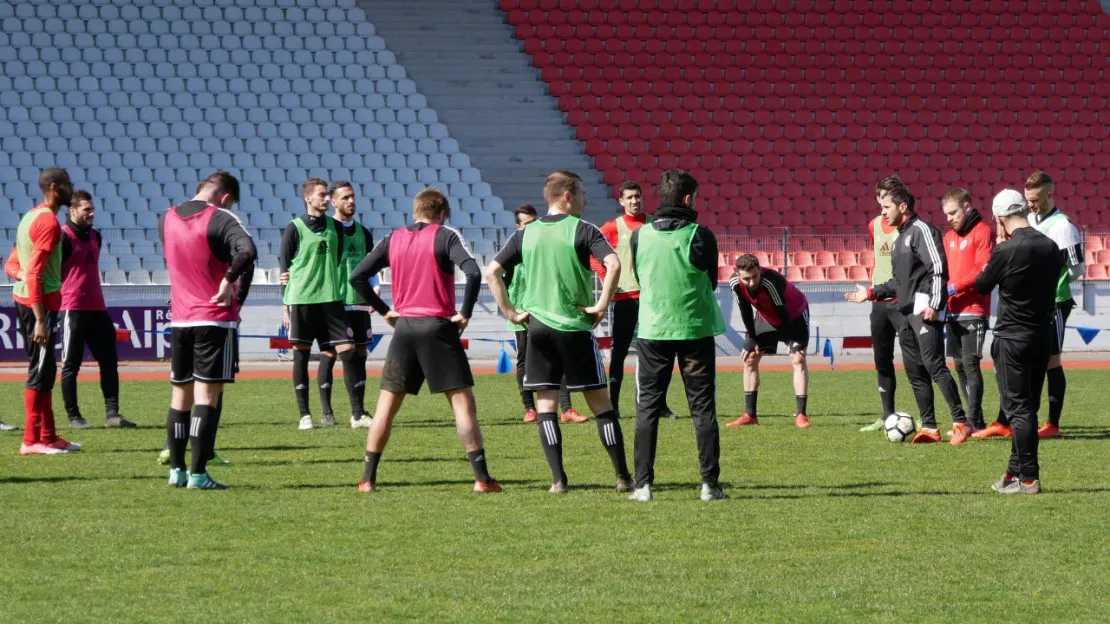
[0,306,171,361]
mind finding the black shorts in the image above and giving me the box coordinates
[755,307,810,355]
[61,309,119,368]
[523,317,607,392]
[345,308,373,347]
[945,317,988,359]
[380,317,472,395]
[1048,299,1075,356]
[170,326,239,385]
[16,303,59,391]
[289,302,352,348]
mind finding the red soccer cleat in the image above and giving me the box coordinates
[473,478,503,494]
[910,429,942,444]
[522,409,537,423]
[948,423,971,446]
[725,413,758,427]
[357,480,376,493]
[1037,423,1061,439]
[561,408,588,423]
[971,421,1012,439]
[794,413,811,428]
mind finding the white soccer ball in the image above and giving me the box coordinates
[884,412,917,443]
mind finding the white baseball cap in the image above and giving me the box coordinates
[991,189,1028,217]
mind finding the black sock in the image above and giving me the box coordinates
[206,392,223,462]
[594,410,629,479]
[339,350,362,416]
[745,391,758,418]
[558,383,573,414]
[166,408,190,471]
[1046,367,1065,426]
[609,376,622,412]
[467,448,491,483]
[101,364,120,418]
[877,370,897,416]
[293,349,311,416]
[796,395,808,415]
[354,351,368,415]
[318,355,336,416]
[189,404,218,474]
[536,413,565,484]
[996,407,1009,427]
[362,451,382,483]
[521,389,536,411]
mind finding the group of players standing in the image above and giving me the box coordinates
[4,165,1078,496]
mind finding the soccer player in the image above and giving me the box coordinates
[726,254,812,429]
[858,177,906,432]
[940,188,994,442]
[846,178,968,443]
[330,180,375,429]
[160,171,256,489]
[1024,171,1083,439]
[627,169,727,502]
[594,181,673,419]
[347,188,500,494]
[8,168,81,455]
[976,189,1061,494]
[279,178,355,430]
[55,191,136,429]
[506,204,579,423]
[486,171,633,494]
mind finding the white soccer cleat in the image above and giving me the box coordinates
[629,485,653,502]
[350,415,372,429]
[700,483,728,501]
[298,415,314,430]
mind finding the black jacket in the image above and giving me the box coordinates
[871,214,948,316]
[974,226,1061,339]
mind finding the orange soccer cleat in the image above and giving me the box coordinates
[357,480,376,493]
[561,408,589,423]
[910,429,942,444]
[794,413,811,429]
[948,423,971,446]
[1037,423,1061,439]
[971,421,1012,439]
[473,479,503,494]
[523,409,538,423]
[725,413,759,427]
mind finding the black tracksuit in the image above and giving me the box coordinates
[974,226,1061,481]
[871,214,966,429]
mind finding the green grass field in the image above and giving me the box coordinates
[1,369,1109,623]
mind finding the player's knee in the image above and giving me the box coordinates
[320,349,336,359]
[791,351,806,366]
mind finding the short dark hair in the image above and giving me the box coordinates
[38,168,72,194]
[942,188,972,207]
[543,170,583,205]
[302,177,327,198]
[413,187,450,221]
[70,190,93,205]
[618,180,642,198]
[1025,170,1054,191]
[656,169,698,207]
[514,203,537,225]
[734,253,760,272]
[198,171,241,202]
[875,174,904,197]
[328,180,353,197]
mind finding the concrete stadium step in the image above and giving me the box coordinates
[356,0,615,220]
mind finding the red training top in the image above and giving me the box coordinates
[388,223,456,318]
[7,203,63,311]
[944,211,994,317]
[591,212,647,301]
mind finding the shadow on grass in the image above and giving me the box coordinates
[252,456,458,467]
[0,474,163,484]
[283,479,623,491]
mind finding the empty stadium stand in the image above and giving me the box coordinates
[504,0,1110,279]
[0,0,511,284]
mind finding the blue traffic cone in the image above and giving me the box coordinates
[496,343,512,374]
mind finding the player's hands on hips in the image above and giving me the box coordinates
[210,278,234,307]
[507,309,530,325]
[922,306,939,322]
[845,284,869,303]
[32,319,48,346]
[383,310,400,328]
[579,304,606,327]
[282,306,290,330]
[279,271,289,286]
[450,314,469,332]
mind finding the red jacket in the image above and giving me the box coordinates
[591,213,648,301]
[943,210,993,317]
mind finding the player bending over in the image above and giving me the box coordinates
[727,254,811,429]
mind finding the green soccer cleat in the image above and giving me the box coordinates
[859,419,885,432]
[157,449,171,465]
[207,455,233,466]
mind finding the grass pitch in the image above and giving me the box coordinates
[1,369,1109,623]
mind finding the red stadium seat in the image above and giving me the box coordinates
[791,251,814,267]
[802,266,825,281]
[847,266,870,281]
[786,266,805,282]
